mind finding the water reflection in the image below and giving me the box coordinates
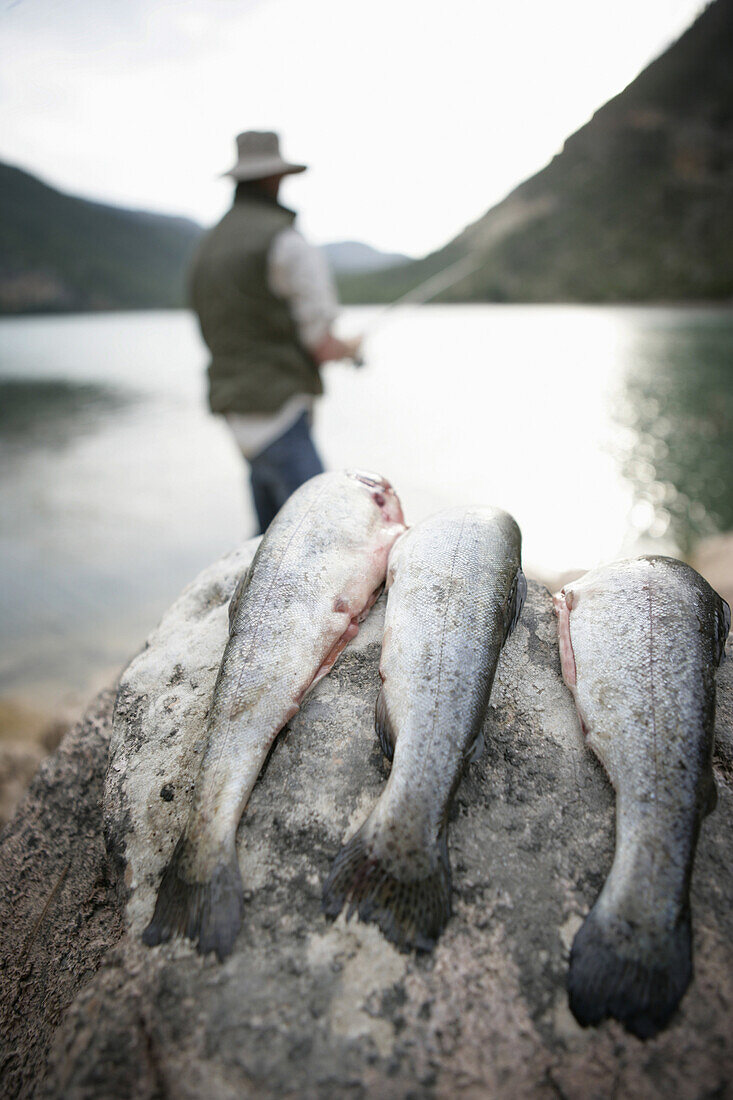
[0,307,731,712]
[615,313,733,555]
[0,377,133,456]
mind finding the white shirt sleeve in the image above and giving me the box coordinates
[268,227,339,350]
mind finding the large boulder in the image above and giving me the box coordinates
[0,689,121,1099]
[2,539,733,1099]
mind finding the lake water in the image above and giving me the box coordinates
[2,304,732,713]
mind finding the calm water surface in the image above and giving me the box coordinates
[1,305,732,710]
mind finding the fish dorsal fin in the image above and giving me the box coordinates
[228,567,252,633]
[716,597,731,665]
[375,687,396,761]
[503,568,527,644]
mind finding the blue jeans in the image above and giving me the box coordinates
[249,411,324,534]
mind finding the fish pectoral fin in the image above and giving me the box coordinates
[309,603,379,694]
[503,568,527,644]
[357,583,384,623]
[375,687,396,761]
[465,728,485,766]
[142,835,244,962]
[309,634,353,692]
[703,772,718,817]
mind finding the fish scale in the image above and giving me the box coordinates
[323,505,526,951]
[554,555,730,1038]
[143,469,405,960]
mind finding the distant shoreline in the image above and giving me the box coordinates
[2,299,733,321]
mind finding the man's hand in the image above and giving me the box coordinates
[311,331,364,365]
[341,335,364,362]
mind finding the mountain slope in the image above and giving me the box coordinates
[321,240,411,274]
[0,163,202,314]
[0,161,415,314]
[342,0,733,303]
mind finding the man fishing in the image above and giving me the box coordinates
[189,131,362,533]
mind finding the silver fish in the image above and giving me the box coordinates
[323,506,526,951]
[554,556,730,1038]
[143,470,406,959]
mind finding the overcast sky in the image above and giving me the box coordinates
[0,0,707,255]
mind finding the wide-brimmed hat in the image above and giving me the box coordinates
[222,131,307,181]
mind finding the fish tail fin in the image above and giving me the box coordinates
[142,836,244,961]
[568,904,692,1039]
[322,821,451,952]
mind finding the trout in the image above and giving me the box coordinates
[554,556,730,1038]
[323,506,526,951]
[143,470,405,960]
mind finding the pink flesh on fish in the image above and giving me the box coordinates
[142,469,406,961]
[553,590,577,688]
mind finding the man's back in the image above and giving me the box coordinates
[190,190,322,416]
[189,129,361,534]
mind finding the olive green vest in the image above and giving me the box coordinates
[189,190,322,415]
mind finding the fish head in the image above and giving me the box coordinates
[346,469,406,527]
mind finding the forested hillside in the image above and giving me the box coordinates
[341,0,733,303]
[0,162,202,314]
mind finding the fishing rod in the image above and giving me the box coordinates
[353,250,488,367]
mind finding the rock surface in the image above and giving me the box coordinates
[0,690,122,1099]
[2,540,733,1099]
